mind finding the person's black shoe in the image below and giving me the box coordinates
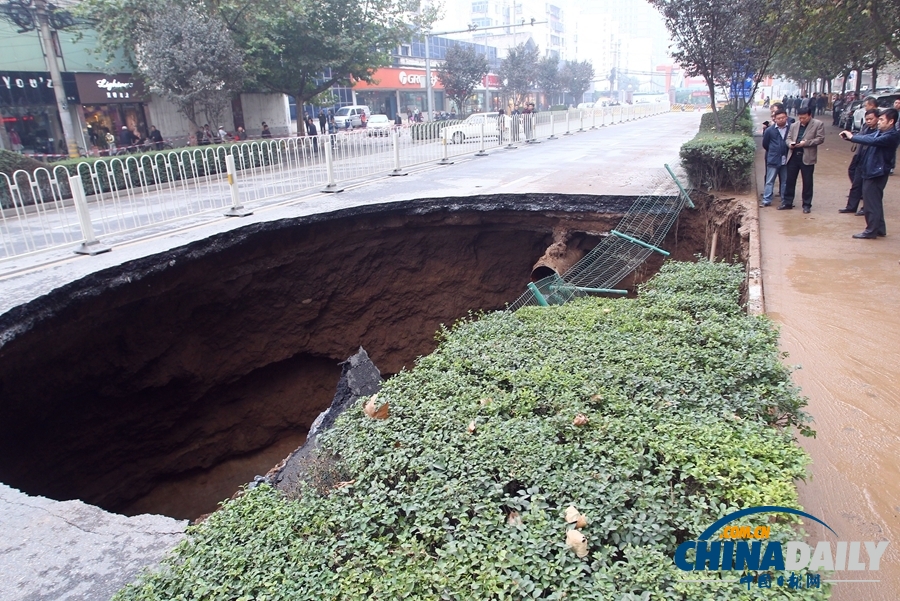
[856,210,865,216]
[877,231,886,237]
[852,232,878,239]
[759,202,771,207]
[777,204,793,210]
[802,207,811,213]
[838,208,856,213]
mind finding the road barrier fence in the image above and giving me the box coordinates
[1,103,669,261]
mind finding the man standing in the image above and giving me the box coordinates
[149,125,164,151]
[119,126,135,153]
[761,110,790,207]
[779,107,825,213]
[840,109,899,238]
[838,108,878,214]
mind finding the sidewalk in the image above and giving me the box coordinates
[753,107,900,600]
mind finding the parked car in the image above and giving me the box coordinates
[334,105,371,129]
[839,100,863,129]
[443,113,504,144]
[365,114,394,136]
[576,102,594,110]
[851,93,900,131]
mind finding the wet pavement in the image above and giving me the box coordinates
[754,107,900,600]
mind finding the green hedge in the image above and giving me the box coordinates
[0,148,45,178]
[699,105,753,135]
[680,132,756,192]
[113,261,824,601]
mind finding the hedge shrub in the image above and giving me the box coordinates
[699,105,754,136]
[0,148,45,178]
[680,132,756,192]
[113,261,824,601]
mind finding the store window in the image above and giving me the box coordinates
[82,103,147,151]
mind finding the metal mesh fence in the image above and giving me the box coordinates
[507,161,693,312]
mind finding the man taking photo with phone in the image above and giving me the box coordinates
[839,108,900,239]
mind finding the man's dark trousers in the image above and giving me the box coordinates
[861,174,889,236]
[782,151,815,208]
[846,165,864,211]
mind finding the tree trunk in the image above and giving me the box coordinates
[841,70,849,94]
[295,93,308,137]
[855,68,862,95]
[705,77,720,130]
[871,66,878,90]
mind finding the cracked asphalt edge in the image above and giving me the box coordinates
[0,483,187,601]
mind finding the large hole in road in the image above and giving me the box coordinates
[0,193,737,520]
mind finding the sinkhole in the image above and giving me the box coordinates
[0,193,739,520]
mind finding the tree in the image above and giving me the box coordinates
[437,44,489,115]
[80,0,245,134]
[134,3,244,132]
[840,0,900,61]
[536,55,562,106]
[80,0,436,136]
[649,0,787,132]
[231,0,435,135]
[499,43,540,107]
[560,60,594,105]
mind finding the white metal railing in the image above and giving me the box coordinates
[0,102,670,261]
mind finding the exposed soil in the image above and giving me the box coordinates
[0,193,735,520]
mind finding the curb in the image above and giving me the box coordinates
[746,128,766,316]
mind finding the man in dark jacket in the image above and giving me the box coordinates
[119,126,135,151]
[840,108,900,239]
[761,110,790,207]
[839,109,878,214]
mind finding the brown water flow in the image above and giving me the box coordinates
[758,122,900,600]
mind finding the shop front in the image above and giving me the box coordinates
[73,73,148,153]
[0,71,79,155]
[353,68,445,121]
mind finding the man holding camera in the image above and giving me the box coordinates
[779,107,825,213]
[839,108,900,239]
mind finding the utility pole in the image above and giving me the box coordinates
[34,0,80,158]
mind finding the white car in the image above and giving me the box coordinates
[443,113,504,143]
[365,114,394,136]
[333,105,371,129]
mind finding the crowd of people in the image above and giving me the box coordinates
[760,94,900,241]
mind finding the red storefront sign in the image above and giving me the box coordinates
[354,68,443,90]
[482,74,500,87]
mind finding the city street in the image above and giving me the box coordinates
[0,109,700,314]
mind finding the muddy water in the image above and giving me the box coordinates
[757,115,900,600]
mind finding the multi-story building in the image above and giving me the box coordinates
[432,0,574,60]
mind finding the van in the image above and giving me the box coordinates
[334,105,371,129]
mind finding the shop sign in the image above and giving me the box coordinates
[74,73,146,103]
[354,68,444,90]
[482,74,500,88]
[0,71,79,106]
